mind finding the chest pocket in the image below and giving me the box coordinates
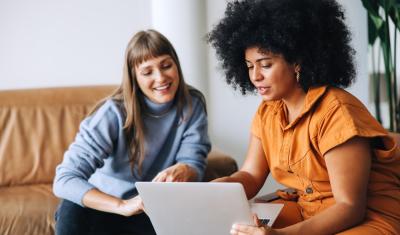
[288,147,330,182]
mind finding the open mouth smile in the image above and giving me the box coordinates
[153,83,172,93]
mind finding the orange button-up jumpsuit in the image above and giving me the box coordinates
[251,86,400,234]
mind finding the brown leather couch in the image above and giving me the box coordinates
[0,86,238,235]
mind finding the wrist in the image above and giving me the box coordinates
[116,199,128,216]
[187,164,198,181]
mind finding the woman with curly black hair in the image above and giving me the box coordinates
[209,0,400,234]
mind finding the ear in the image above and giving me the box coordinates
[294,63,301,73]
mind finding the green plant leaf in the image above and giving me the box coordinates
[368,15,380,44]
[362,0,400,130]
[378,0,393,11]
[388,1,400,29]
[363,0,384,45]
[362,0,380,17]
[370,13,384,29]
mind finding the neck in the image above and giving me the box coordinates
[282,87,306,123]
[143,96,174,118]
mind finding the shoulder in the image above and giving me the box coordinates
[250,100,278,138]
[188,87,207,112]
[85,99,125,128]
[310,86,375,128]
[188,87,206,105]
[312,87,386,139]
[317,87,366,112]
[255,100,280,119]
[310,87,389,156]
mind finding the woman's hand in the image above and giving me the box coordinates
[152,163,197,182]
[117,195,145,217]
[230,214,273,235]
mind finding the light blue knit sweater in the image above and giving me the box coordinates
[53,92,211,206]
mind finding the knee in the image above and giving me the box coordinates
[55,200,90,235]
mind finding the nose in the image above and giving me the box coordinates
[250,66,263,83]
[154,69,167,82]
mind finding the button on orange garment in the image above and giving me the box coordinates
[251,86,400,233]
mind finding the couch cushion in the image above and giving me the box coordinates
[0,184,59,235]
[203,149,238,181]
[0,86,116,186]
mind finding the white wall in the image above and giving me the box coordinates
[0,0,151,90]
[206,0,266,189]
[339,0,369,109]
[151,0,208,97]
[206,0,283,195]
[0,0,369,195]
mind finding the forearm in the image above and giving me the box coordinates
[213,170,261,199]
[275,202,365,235]
[82,188,124,215]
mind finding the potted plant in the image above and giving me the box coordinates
[361,0,400,132]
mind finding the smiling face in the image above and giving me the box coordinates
[245,47,300,101]
[135,54,180,104]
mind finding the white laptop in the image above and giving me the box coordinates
[135,182,283,235]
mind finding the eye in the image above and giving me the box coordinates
[246,63,254,70]
[161,63,173,70]
[261,63,272,69]
[141,70,152,76]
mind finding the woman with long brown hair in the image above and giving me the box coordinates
[53,29,211,235]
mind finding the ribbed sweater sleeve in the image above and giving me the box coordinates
[53,100,122,206]
[175,97,211,181]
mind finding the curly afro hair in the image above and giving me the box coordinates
[208,0,356,94]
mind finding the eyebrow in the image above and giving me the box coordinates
[245,57,273,63]
[138,57,172,70]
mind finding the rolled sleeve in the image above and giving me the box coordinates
[317,101,388,156]
[53,100,122,206]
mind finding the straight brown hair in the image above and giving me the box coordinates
[90,30,193,174]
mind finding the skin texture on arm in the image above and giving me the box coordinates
[231,137,372,235]
[82,162,197,216]
[214,134,269,199]
[82,189,145,217]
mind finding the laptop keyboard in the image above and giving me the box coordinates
[258,219,270,225]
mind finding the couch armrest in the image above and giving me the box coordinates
[203,150,238,182]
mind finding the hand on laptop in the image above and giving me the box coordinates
[117,195,145,217]
[230,214,273,235]
[152,163,197,182]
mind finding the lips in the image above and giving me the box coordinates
[257,86,270,95]
[153,83,172,91]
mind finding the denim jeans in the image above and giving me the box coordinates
[55,199,156,235]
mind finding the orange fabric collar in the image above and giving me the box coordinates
[272,86,328,130]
